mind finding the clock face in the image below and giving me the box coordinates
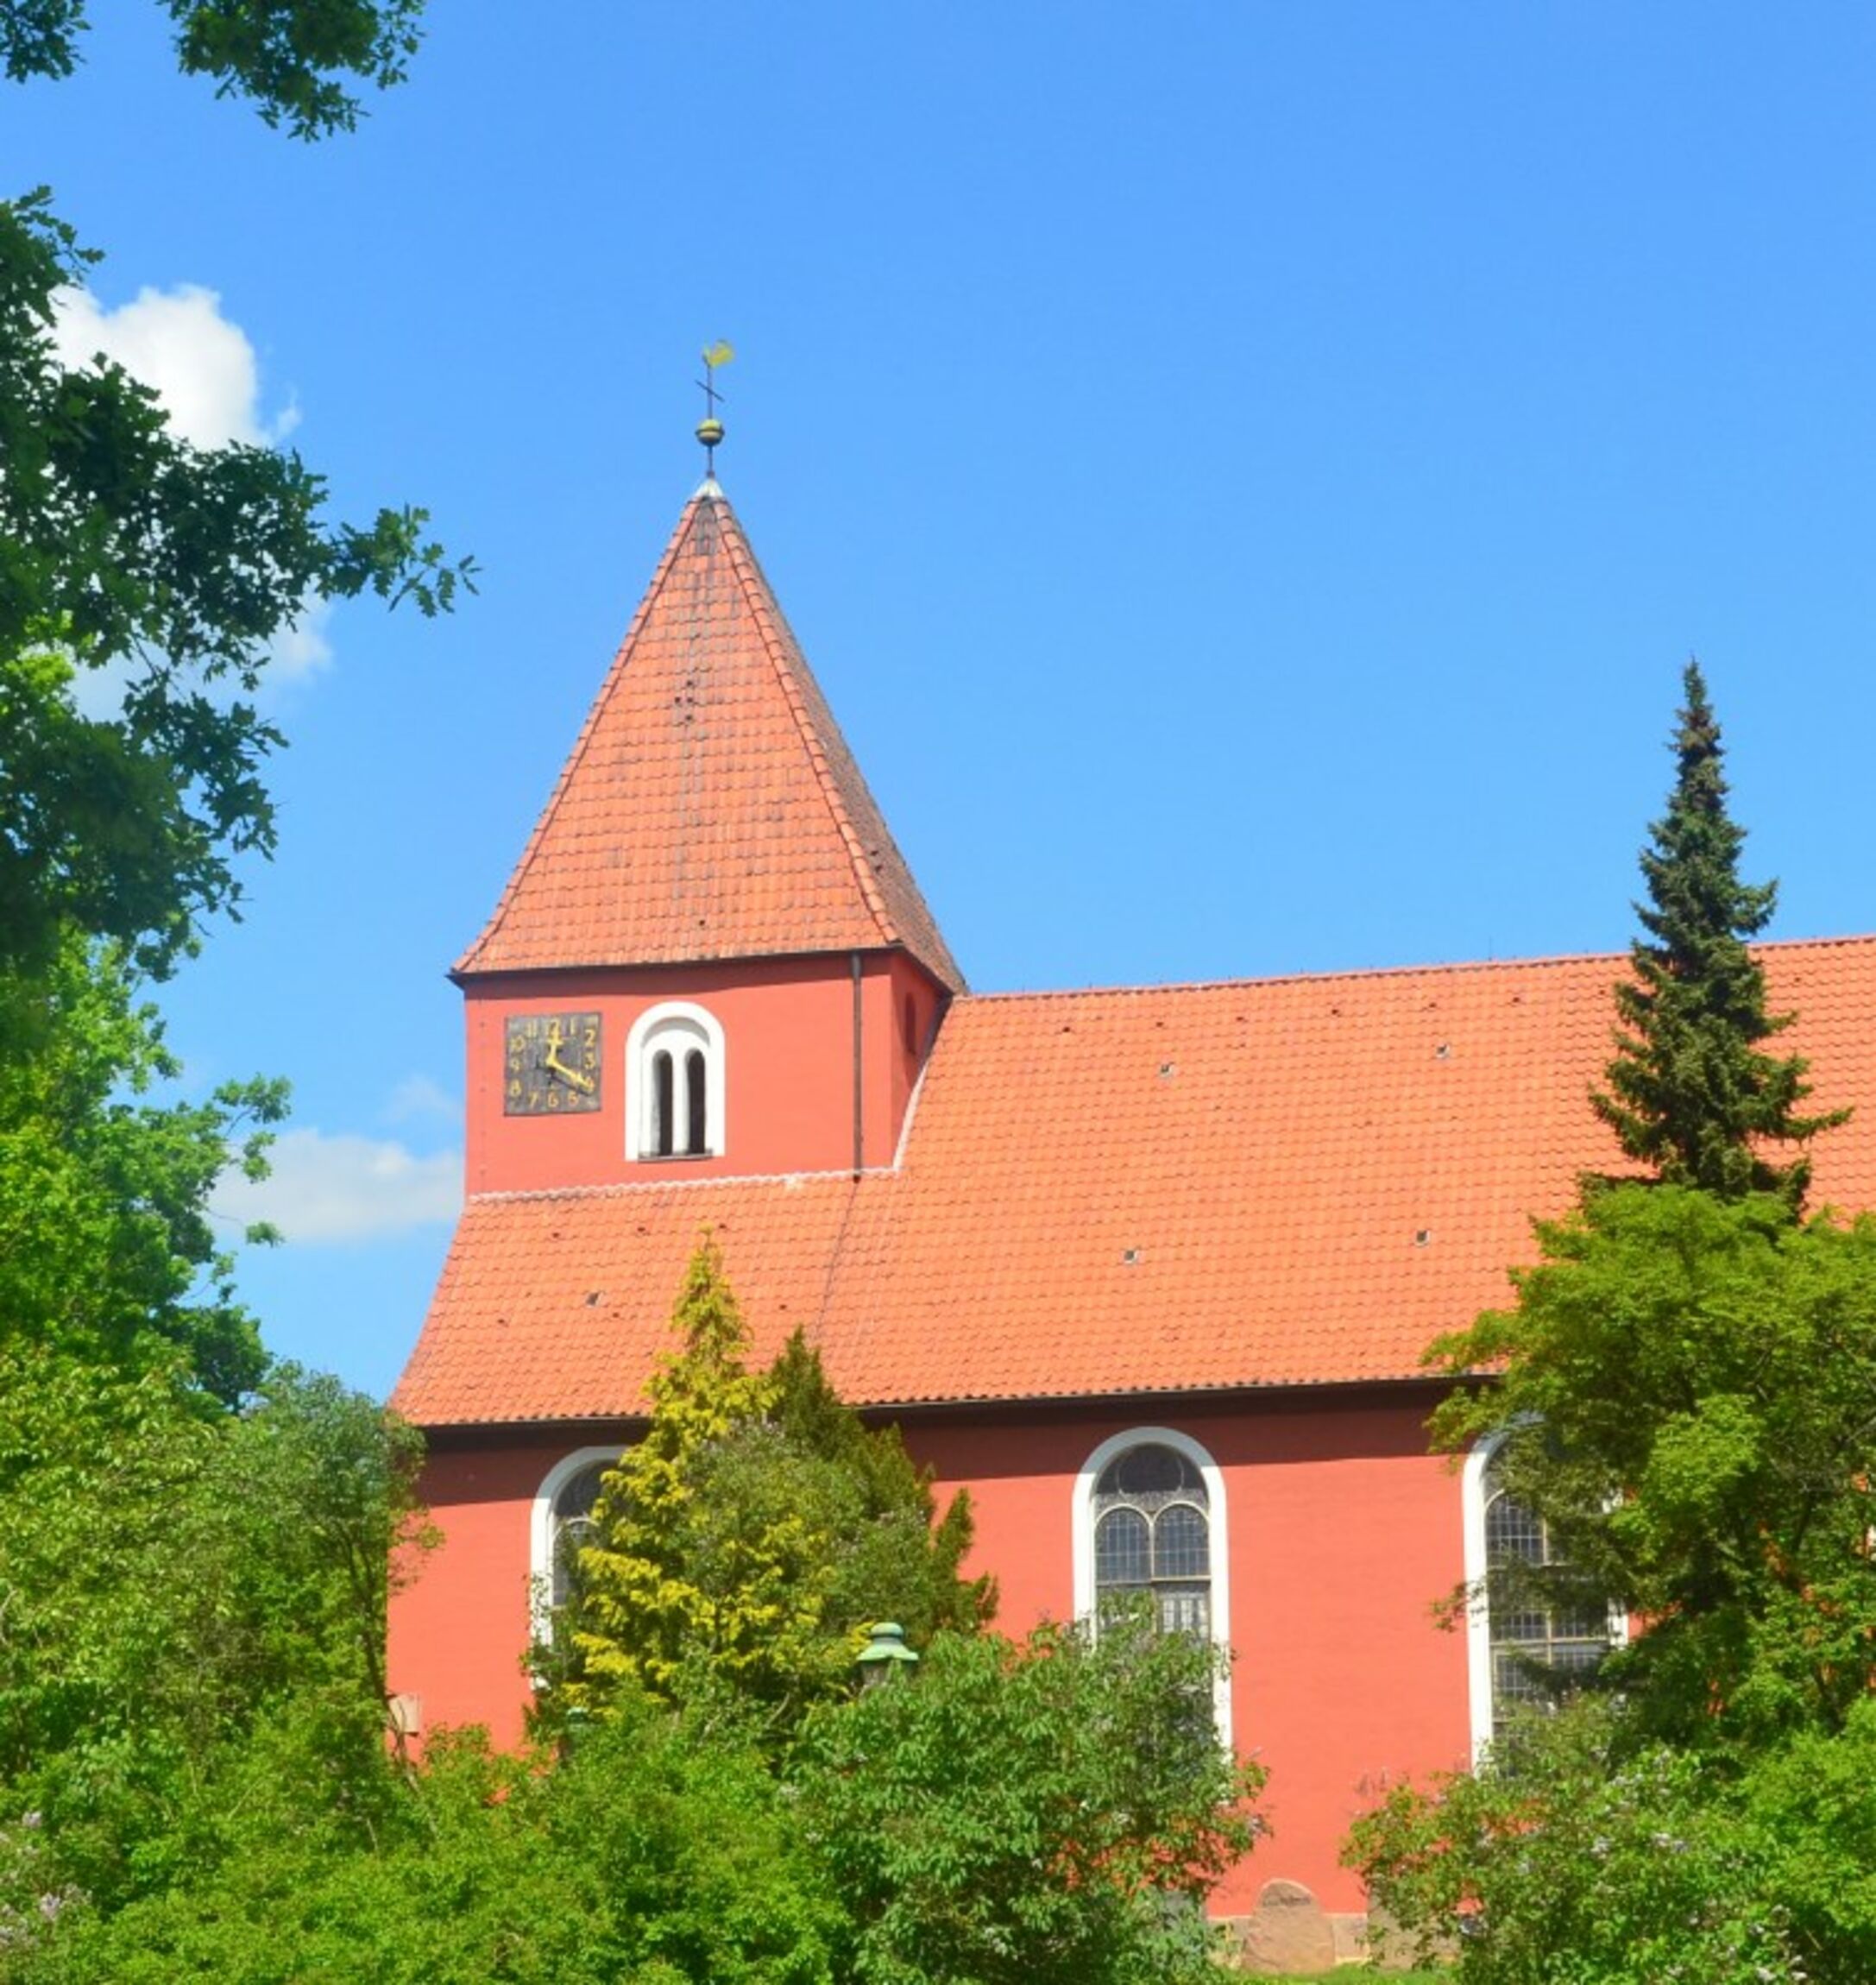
[505,1011,602,1115]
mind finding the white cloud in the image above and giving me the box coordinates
[214,1129,462,1245]
[383,1074,463,1128]
[50,282,334,692]
[51,282,295,450]
[270,598,334,683]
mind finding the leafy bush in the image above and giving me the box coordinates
[1349,1698,1798,1985]
[794,1616,1261,1985]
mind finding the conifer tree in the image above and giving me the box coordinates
[567,1238,777,1706]
[562,1238,989,1730]
[1591,660,1844,1207]
[767,1331,995,1644]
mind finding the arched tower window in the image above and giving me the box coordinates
[1073,1427,1231,1742]
[626,1003,726,1161]
[1463,1434,1622,1759]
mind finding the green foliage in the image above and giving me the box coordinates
[559,1240,992,1734]
[794,1616,1261,1985]
[1430,1184,1876,1749]
[1590,661,1843,1207]
[1396,671,1876,1978]
[22,1703,844,1985]
[15,1616,1253,1983]
[0,935,284,1403]
[0,193,470,986]
[2,0,425,137]
[1351,1695,1876,1985]
[1739,1696,1876,1982]
[765,1330,996,1648]
[0,1349,428,1926]
[3,1264,1247,1978]
[563,1239,787,1708]
[1348,1697,1801,1985]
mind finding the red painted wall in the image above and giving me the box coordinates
[461,950,947,1194]
[388,1392,1469,1920]
[387,1436,580,1749]
[907,1402,1467,1919]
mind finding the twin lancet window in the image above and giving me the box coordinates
[628,1004,725,1160]
[649,1041,708,1156]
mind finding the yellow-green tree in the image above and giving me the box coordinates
[560,1238,991,1731]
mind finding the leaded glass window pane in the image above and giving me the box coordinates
[1155,1503,1209,1579]
[1096,1507,1150,1587]
[1483,1457,1610,1744]
[1157,1586,1211,1638]
[1099,1445,1202,1499]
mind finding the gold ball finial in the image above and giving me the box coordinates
[696,415,725,451]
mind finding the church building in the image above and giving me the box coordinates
[387,466,1876,1967]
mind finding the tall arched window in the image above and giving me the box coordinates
[626,1003,725,1161]
[1464,1435,1621,1757]
[1073,1427,1231,1742]
[531,1446,623,1646]
[1092,1444,1212,1635]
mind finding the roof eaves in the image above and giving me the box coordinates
[449,938,937,991]
[400,1370,1458,1434]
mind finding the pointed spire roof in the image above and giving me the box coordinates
[456,483,963,989]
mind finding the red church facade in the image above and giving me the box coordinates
[388,476,1876,1966]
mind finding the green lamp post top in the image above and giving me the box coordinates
[856,1620,920,1683]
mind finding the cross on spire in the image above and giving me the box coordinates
[696,340,733,475]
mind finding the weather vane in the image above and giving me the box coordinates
[696,341,733,474]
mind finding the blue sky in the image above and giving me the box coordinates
[12,6,1876,1397]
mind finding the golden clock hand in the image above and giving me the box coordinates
[543,1046,595,1094]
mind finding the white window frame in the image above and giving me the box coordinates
[626,1001,727,1161]
[530,1445,624,1648]
[1463,1428,1628,1763]
[1072,1426,1232,1745]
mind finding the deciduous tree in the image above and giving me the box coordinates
[0,1350,428,1922]
[3,0,425,139]
[0,196,468,990]
[0,933,284,1401]
[795,1616,1262,1985]
[1430,1186,1876,1750]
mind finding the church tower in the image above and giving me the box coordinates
[453,474,962,1198]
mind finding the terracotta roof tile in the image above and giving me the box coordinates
[455,486,961,989]
[393,938,1876,1424]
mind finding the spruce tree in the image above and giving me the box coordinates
[1591,660,1844,1207]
